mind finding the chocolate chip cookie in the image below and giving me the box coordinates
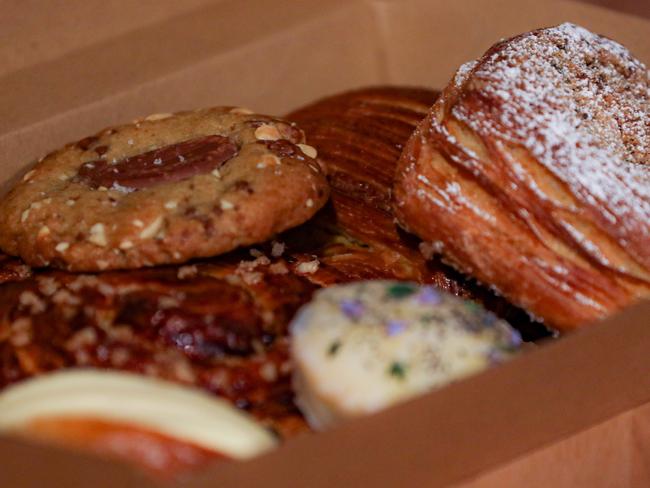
[0,107,328,271]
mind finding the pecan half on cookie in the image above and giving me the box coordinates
[0,107,329,271]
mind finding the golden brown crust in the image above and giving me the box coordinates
[287,87,545,336]
[287,86,445,282]
[0,107,328,272]
[394,24,650,330]
[0,256,313,438]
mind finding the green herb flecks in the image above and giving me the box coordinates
[327,340,342,357]
[386,283,416,299]
[388,361,407,379]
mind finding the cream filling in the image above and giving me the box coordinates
[0,369,276,459]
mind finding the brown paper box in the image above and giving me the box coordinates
[0,1,648,486]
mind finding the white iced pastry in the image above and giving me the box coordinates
[290,281,522,430]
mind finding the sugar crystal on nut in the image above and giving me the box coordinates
[88,223,108,247]
[297,144,318,158]
[139,216,164,239]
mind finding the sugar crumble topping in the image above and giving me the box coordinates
[453,23,649,236]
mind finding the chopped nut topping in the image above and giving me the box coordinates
[418,241,443,260]
[238,256,270,271]
[10,317,32,347]
[88,223,108,247]
[21,209,30,222]
[254,124,282,141]
[66,327,98,350]
[212,168,222,179]
[177,265,198,279]
[132,219,144,228]
[306,198,314,208]
[297,144,317,158]
[55,242,70,253]
[37,276,60,296]
[96,260,109,270]
[96,282,116,296]
[65,199,76,206]
[269,262,289,275]
[22,169,36,182]
[139,216,164,239]
[37,226,50,238]
[271,241,285,257]
[296,259,320,274]
[259,362,278,382]
[164,201,178,210]
[240,271,262,285]
[220,199,235,211]
[119,240,134,250]
[19,290,46,314]
[52,289,82,306]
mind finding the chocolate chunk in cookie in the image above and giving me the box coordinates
[0,107,329,271]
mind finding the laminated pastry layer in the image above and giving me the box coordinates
[288,86,545,336]
[394,23,650,330]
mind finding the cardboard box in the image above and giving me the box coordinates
[0,0,648,486]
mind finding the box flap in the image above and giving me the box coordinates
[457,401,650,487]
[0,436,156,487]
[0,0,216,77]
[0,0,382,188]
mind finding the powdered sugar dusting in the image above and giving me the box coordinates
[452,23,649,245]
[453,60,478,88]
